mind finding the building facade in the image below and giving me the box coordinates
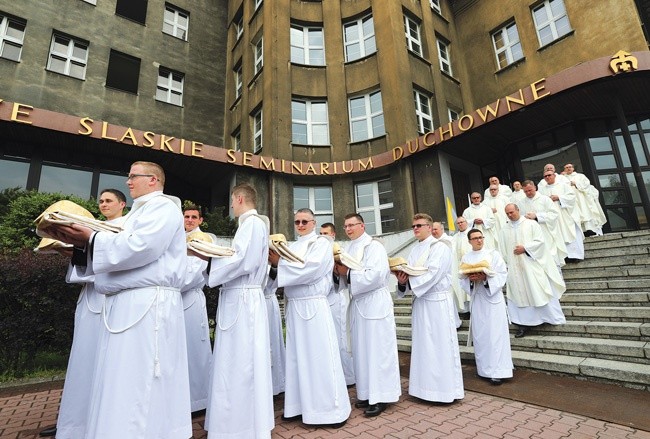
[1,0,649,236]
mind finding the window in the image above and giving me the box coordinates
[39,164,93,199]
[437,39,452,76]
[116,0,147,25]
[414,89,434,134]
[232,128,241,151]
[355,179,395,235]
[290,25,325,65]
[163,4,189,41]
[156,68,184,106]
[292,99,329,145]
[235,16,243,41]
[0,157,29,190]
[253,35,263,74]
[429,0,441,14]
[252,108,263,153]
[532,0,571,47]
[448,108,460,121]
[492,21,523,69]
[105,49,141,94]
[0,14,26,62]
[343,14,376,62]
[254,0,263,12]
[293,186,333,227]
[404,14,422,56]
[47,33,88,79]
[234,63,242,99]
[349,90,385,142]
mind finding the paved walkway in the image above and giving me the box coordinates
[1,374,649,439]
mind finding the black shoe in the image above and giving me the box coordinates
[354,399,369,408]
[281,414,302,422]
[39,425,57,437]
[514,327,527,338]
[364,402,387,417]
[489,378,503,385]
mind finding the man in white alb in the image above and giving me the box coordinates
[563,163,607,236]
[462,192,498,250]
[483,176,513,200]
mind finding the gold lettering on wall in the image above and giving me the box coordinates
[505,89,525,111]
[119,127,138,145]
[78,117,93,135]
[458,114,474,132]
[143,131,155,147]
[160,135,175,152]
[260,156,275,170]
[423,131,436,147]
[476,101,500,122]
[11,103,33,125]
[101,121,117,140]
[191,141,203,157]
[531,78,550,100]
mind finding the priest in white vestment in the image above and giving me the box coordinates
[537,163,570,190]
[483,176,513,200]
[485,185,510,250]
[500,204,567,338]
[47,189,126,439]
[335,213,401,417]
[320,223,355,386]
[538,172,585,262]
[450,217,472,317]
[563,163,607,235]
[181,206,213,412]
[459,228,513,384]
[395,214,464,403]
[203,183,274,439]
[462,192,498,250]
[262,278,286,395]
[268,208,350,426]
[510,181,526,205]
[46,162,192,439]
[519,180,568,267]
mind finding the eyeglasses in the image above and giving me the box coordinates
[543,174,554,178]
[469,236,484,241]
[412,224,428,229]
[343,223,362,229]
[471,196,481,199]
[127,174,155,180]
[294,219,314,226]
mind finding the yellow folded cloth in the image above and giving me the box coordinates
[388,257,428,276]
[34,237,73,254]
[35,200,122,239]
[459,260,491,274]
[269,234,304,264]
[186,230,214,243]
[332,243,363,270]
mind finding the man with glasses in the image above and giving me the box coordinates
[499,204,566,338]
[335,214,401,417]
[459,229,512,385]
[451,217,472,319]
[395,214,464,403]
[462,192,498,250]
[45,161,192,438]
[483,176,512,200]
[268,209,351,427]
[320,222,355,387]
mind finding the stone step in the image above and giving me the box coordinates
[561,306,650,322]
[583,231,650,250]
[580,245,649,259]
[565,279,650,291]
[562,265,650,280]
[560,291,650,306]
[561,254,650,271]
[459,348,650,390]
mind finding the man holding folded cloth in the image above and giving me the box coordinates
[394,214,464,403]
[44,161,192,439]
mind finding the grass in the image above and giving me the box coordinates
[0,351,68,384]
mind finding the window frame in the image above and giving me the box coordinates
[234,63,242,99]
[0,14,26,62]
[290,24,325,66]
[156,67,184,106]
[293,186,334,227]
[232,127,241,151]
[252,108,263,153]
[355,179,395,236]
[163,3,189,41]
[46,32,88,80]
[429,0,441,14]
[404,14,423,57]
[437,38,452,76]
[531,0,572,47]
[492,21,523,69]
[413,89,434,134]
[291,99,330,145]
[348,90,385,143]
[448,107,460,122]
[343,14,376,63]
[253,35,263,74]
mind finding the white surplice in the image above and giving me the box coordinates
[499,217,566,326]
[519,193,568,266]
[204,209,274,439]
[181,227,212,412]
[462,203,498,251]
[275,231,351,424]
[539,181,584,260]
[327,277,355,386]
[398,236,464,403]
[484,184,513,200]
[344,233,401,405]
[450,230,471,314]
[262,281,286,395]
[83,191,191,439]
[565,171,607,234]
[460,249,513,379]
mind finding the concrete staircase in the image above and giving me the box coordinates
[394,229,650,390]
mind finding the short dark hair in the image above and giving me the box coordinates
[232,182,257,206]
[467,228,483,241]
[183,203,202,216]
[321,222,336,232]
[100,188,127,204]
[344,213,364,223]
[296,207,314,217]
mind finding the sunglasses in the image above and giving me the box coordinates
[412,224,428,229]
[294,219,313,226]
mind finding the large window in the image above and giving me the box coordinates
[253,35,263,74]
[292,99,329,145]
[293,186,333,227]
[290,25,324,66]
[492,21,523,69]
[39,164,93,199]
[116,0,147,25]
[0,157,29,190]
[404,14,422,57]
[355,179,395,235]
[343,14,376,62]
[532,0,571,47]
[0,14,26,62]
[437,38,452,76]
[414,89,434,134]
[348,90,385,142]
[252,108,263,153]
[98,172,133,205]
[429,0,441,14]
[105,49,141,94]
[163,4,189,41]
[156,68,184,106]
[231,127,241,151]
[47,33,88,80]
